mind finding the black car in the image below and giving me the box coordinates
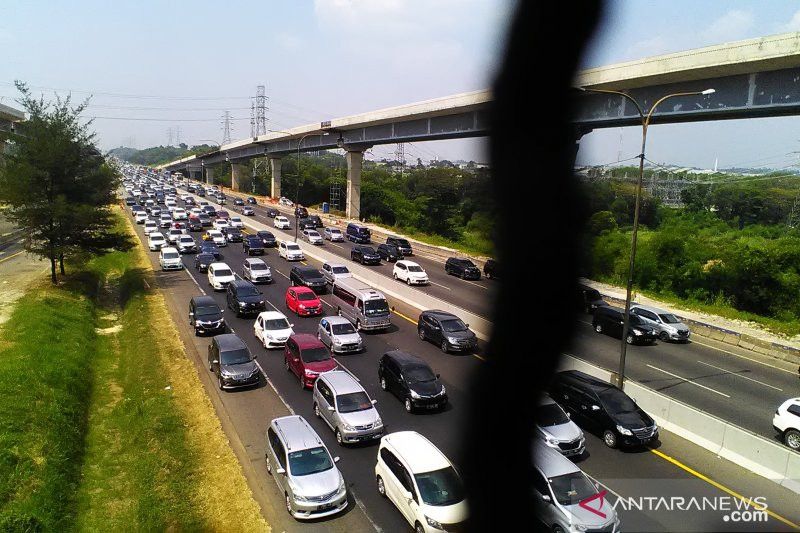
[243,234,265,255]
[445,257,481,280]
[189,295,226,336]
[307,215,323,229]
[266,208,279,218]
[208,334,259,390]
[194,252,216,272]
[256,230,276,247]
[386,236,412,256]
[198,214,213,227]
[125,196,137,206]
[187,218,203,232]
[483,258,500,280]
[295,206,308,218]
[246,196,257,204]
[225,279,266,317]
[217,194,227,205]
[417,310,477,353]
[223,227,243,243]
[289,266,327,293]
[351,245,381,265]
[198,243,222,260]
[378,350,447,413]
[233,198,244,206]
[184,197,195,206]
[242,206,255,216]
[549,370,659,448]
[592,305,657,345]
[578,284,607,314]
[196,188,206,197]
[298,217,316,231]
[201,205,216,217]
[376,243,403,262]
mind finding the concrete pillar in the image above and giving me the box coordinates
[231,163,247,192]
[204,166,214,184]
[269,157,282,199]
[345,150,364,220]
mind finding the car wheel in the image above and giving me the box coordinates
[299,377,305,389]
[377,475,386,497]
[406,278,411,285]
[284,358,290,371]
[594,323,603,333]
[285,494,293,516]
[404,397,412,413]
[603,429,617,448]
[393,273,398,280]
[335,429,343,445]
[418,328,426,341]
[380,376,387,390]
[415,523,425,533]
[217,374,224,391]
[785,429,800,450]
[441,340,449,353]
[659,331,669,342]
[626,334,634,345]
[552,526,565,533]
[313,403,321,418]
[356,320,361,331]
[265,455,272,475]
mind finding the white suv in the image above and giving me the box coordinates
[159,246,183,270]
[278,241,304,261]
[773,398,800,450]
[274,215,291,229]
[393,260,429,285]
[207,262,236,291]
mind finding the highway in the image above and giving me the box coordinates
[122,183,800,532]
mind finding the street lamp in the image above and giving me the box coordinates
[294,132,330,241]
[578,86,715,389]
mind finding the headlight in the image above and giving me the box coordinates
[338,477,346,493]
[447,337,458,344]
[544,433,559,447]
[292,491,310,502]
[258,300,264,305]
[374,416,383,427]
[341,422,354,431]
[410,389,421,399]
[616,425,633,436]
[220,369,233,377]
[633,329,642,336]
[573,524,589,532]
[299,304,306,309]
[440,385,446,395]
[304,369,317,377]
[333,338,342,345]
[425,516,443,530]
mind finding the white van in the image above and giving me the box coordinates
[331,277,391,331]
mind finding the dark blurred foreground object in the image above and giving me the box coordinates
[462,2,603,532]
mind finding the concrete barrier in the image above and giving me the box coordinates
[718,423,790,483]
[784,453,800,493]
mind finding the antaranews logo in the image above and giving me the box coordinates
[579,489,608,519]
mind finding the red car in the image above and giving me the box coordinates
[216,209,230,220]
[285,286,322,316]
[284,334,336,389]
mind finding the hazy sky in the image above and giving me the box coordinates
[3,1,800,168]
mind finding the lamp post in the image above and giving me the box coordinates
[579,86,714,389]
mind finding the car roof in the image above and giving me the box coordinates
[383,349,426,367]
[191,295,218,307]
[382,431,451,474]
[320,370,365,396]
[257,310,288,321]
[632,304,670,315]
[271,415,325,452]
[532,440,581,478]
[422,310,458,321]
[324,261,346,267]
[291,285,316,294]
[295,266,321,273]
[245,257,266,265]
[291,333,324,348]
[209,262,231,269]
[230,279,254,289]
[557,370,617,394]
[160,246,178,253]
[214,333,247,351]
[396,260,420,267]
[323,315,352,326]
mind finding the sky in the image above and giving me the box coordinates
[2,1,800,169]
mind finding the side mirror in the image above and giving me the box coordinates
[371,399,377,405]
[189,312,194,316]
[566,412,571,419]
[252,354,258,360]
[211,359,219,365]
[333,456,340,463]
[542,495,552,503]
[290,324,295,328]
[276,467,286,475]
[464,323,470,328]
[591,405,600,411]
[436,373,441,378]
[327,406,335,412]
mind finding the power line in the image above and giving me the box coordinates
[0,81,250,100]
[84,115,250,122]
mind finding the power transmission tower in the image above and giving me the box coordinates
[255,84,268,137]
[395,143,405,177]
[166,127,173,147]
[175,126,182,145]
[250,100,256,137]
[787,193,800,228]
[221,111,232,145]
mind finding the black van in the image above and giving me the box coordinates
[346,222,371,244]
[592,305,657,345]
[207,334,259,390]
[386,236,412,256]
[189,295,226,336]
[378,350,447,413]
[548,370,659,448]
[578,284,607,314]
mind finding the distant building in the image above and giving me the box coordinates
[0,103,25,154]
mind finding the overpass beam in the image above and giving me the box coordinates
[269,157,282,199]
[345,149,365,220]
[231,163,247,192]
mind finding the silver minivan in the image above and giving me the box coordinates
[630,304,691,342]
[317,316,363,354]
[312,371,384,445]
[265,415,348,520]
[331,277,391,331]
[535,395,585,457]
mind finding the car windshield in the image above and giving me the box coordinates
[151,235,164,241]
[162,252,179,260]
[331,322,356,335]
[404,365,436,383]
[628,314,645,326]
[195,305,220,317]
[598,389,638,414]
[407,265,424,272]
[297,292,317,302]
[287,244,300,251]
[364,299,389,316]
[308,231,319,237]
[659,313,681,324]
[329,229,341,234]
[237,285,259,297]
[288,447,333,476]
[332,266,349,274]
[440,319,467,332]
[535,403,570,427]
[220,348,252,365]
[250,263,267,270]
[549,472,597,506]
[337,392,373,413]
[301,347,330,363]
[214,268,233,277]
[180,237,193,242]
[264,318,290,330]
[414,467,465,507]
[258,232,273,238]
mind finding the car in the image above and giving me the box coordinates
[393,260,428,285]
[148,232,167,251]
[317,316,363,354]
[274,215,291,229]
[134,211,148,224]
[208,334,259,390]
[257,230,277,247]
[229,216,244,229]
[298,217,316,231]
[143,220,158,235]
[346,222,371,243]
[189,295,226,336]
[630,304,691,342]
[323,227,344,242]
[386,236,413,256]
[773,398,800,451]
[170,221,186,231]
[301,229,323,245]
[198,213,213,227]
[226,279,266,317]
[376,243,403,262]
[351,245,381,265]
[279,196,294,206]
[254,311,294,349]
[246,196,257,204]
[313,371,382,445]
[295,206,309,218]
[375,431,468,533]
[217,194,227,205]
[207,262,236,291]
[593,305,658,345]
[199,242,222,259]
[184,196,195,206]
[159,246,183,270]
[306,215,323,229]
[321,262,352,285]
[223,227,243,243]
[201,205,216,217]
[264,416,348,520]
[535,395,585,457]
[378,350,447,412]
[203,229,227,247]
[242,257,272,284]
[278,241,304,261]
[159,214,173,228]
[417,310,477,353]
[233,198,244,206]
[187,217,203,232]
[483,258,500,279]
[577,283,607,314]
[549,370,659,448]
[212,218,230,231]
[194,252,216,272]
[172,207,188,220]
[167,228,185,244]
[124,196,137,206]
[242,206,255,216]
[284,334,337,389]
[176,235,197,254]
[444,257,481,280]
[285,286,322,317]
[266,208,279,218]
[532,440,619,533]
[243,234,265,255]
[290,266,327,293]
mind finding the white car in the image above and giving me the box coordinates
[278,241,304,261]
[279,197,294,207]
[207,262,236,291]
[206,230,227,247]
[148,232,167,251]
[134,211,148,224]
[149,207,162,218]
[274,216,291,229]
[323,227,345,242]
[393,260,429,285]
[159,214,172,228]
[190,207,202,216]
[213,218,230,231]
[229,216,244,229]
[302,229,323,245]
[143,220,158,235]
[253,311,294,349]
[167,228,185,244]
[159,246,183,270]
[165,199,177,208]
[773,398,800,450]
[375,431,468,532]
[172,207,188,220]
[176,235,197,254]
[321,262,352,285]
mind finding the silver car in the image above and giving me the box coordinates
[265,415,348,520]
[312,371,383,445]
[321,262,352,285]
[243,258,272,284]
[631,304,691,342]
[536,395,585,457]
[317,316,363,354]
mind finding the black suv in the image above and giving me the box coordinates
[307,215,323,228]
[376,243,403,262]
[483,258,500,280]
[386,236,413,256]
[578,284,607,314]
[417,310,477,353]
[298,217,316,231]
[194,252,217,272]
[246,196,257,204]
[295,206,309,218]
[445,258,481,280]
[225,279,266,317]
[351,245,381,265]
[198,243,222,260]
[593,306,657,345]
[549,370,659,448]
[189,295,226,336]
[289,266,327,293]
[208,334,259,390]
[243,234,265,255]
[266,208,279,218]
[378,350,447,413]
[257,230,277,247]
[223,227,243,243]
[233,198,244,206]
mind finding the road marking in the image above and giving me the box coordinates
[427,280,452,291]
[0,250,25,264]
[461,279,487,290]
[649,447,800,531]
[332,357,361,382]
[391,308,418,326]
[690,338,799,376]
[646,364,730,398]
[695,360,783,391]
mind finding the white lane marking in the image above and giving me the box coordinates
[584,473,626,502]
[332,357,361,382]
[695,360,783,392]
[690,338,799,376]
[328,242,345,250]
[427,280,452,291]
[645,364,731,398]
[459,278,487,290]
